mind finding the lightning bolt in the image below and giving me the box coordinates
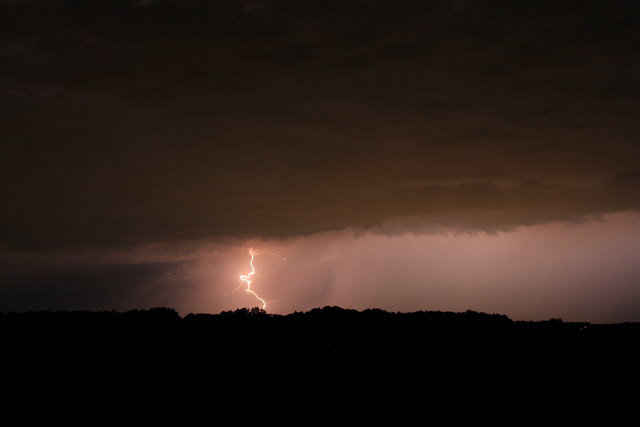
[239,248,267,310]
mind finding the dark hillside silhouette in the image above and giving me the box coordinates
[1,307,638,426]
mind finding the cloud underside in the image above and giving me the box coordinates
[4,174,639,248]
[1,0,639,248]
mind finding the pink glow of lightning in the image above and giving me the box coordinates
[239,248,267,310]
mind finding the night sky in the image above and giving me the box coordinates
[2,0,640,321]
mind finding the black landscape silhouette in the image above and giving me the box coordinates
[1,307,638,426]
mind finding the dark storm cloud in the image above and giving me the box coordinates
[1,0,640,249]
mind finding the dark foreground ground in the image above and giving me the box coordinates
[1,307,639,426]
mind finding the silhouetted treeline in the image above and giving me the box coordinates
[1,307,638,426]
